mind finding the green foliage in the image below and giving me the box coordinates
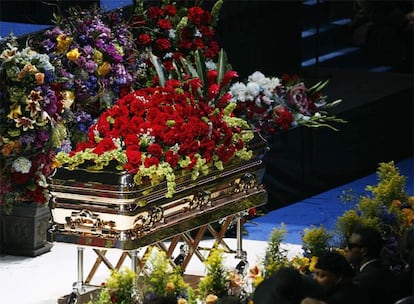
[143,247,191,300]
[368,161,407,208]
[336,161,409,241]
[88,267,137,304]
[197,247,229,299]
[263,225,290,277]
[301,225,332,257]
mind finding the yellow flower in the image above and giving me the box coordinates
[93,49,103,64]
[205,294,218,304]
[165,282,175,292]
[309,256,318,272]
[56,34,72,53]
[97,62,111,77]
[253,275,264,287]
[177,298,187,304]
[62,90,75,109]
[0,47,17,60]
[66,48,80,63]
[7,103,22,119]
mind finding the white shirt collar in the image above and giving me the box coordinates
[359,259,378,272]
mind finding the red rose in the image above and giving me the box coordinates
[155,37,171,51]
[126,146,142,165]
[157,19,172,30]
[148,143,163,158]
[93,137,116,155]
[164,150,179,168]
[192,37,204,50]
[163,4,177,17]
[144,156,160,168]
[148,6,163,19]
[188,7,205,25]
[12,172,30,185]
[138,34,152,46]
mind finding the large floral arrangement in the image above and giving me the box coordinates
[56,70,253,197]
[230,72,345,136]
[129,0,222,76]
[41,5,140,147]
[0,37,68,213]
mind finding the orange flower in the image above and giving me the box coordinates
[35,72,45,85]
[401,208,414,227]
[1,143,13,157]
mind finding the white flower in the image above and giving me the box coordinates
[205,60,216,70]
[112,137,122,150]
[248,71,266,83]
[12,157,32,174]
[229,82,247,101]
[246,82,260,100]
[194,29,202,37]
[163,52,173,59]
[262,77,280,96]
[37,173,48,188]
[168,29,176,39]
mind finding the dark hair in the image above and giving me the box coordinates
[400,226,414,267]
[217,296,241,304]
[253,267,325,304]
[353,227,383,258]
[143,295,177,304]
[315,251,355,278]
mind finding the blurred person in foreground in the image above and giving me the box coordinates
[253,267,325,304]
[301,250,369,304]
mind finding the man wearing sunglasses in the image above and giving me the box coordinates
[345,227,398,304]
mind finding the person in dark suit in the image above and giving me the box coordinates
[301,250,369,304]
[393,227,414,301]
[253,267,325,304]
[345,227,398,304]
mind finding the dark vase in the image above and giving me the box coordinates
[0,202,53,257]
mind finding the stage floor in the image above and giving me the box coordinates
[0,239,302,304]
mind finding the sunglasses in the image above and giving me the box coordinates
[347,242,363,249]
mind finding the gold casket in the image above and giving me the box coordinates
[48,135,268,250]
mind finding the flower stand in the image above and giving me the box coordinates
[1,202,53,257]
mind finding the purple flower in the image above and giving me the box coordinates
[20,133,36,145]
[84,60,98,73]
[104,45,122,63]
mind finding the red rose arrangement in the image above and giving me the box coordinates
[56,76,254,198]
[130,0,222,76]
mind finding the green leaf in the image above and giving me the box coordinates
[195,49,207,100]
[149,51,166,87]
[179,56,198,78]
[216,49,227,85]
[308,79,329,94]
